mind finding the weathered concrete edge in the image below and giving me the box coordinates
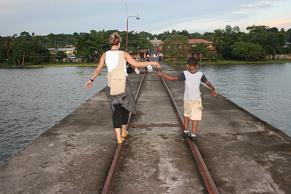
[167,63,290,139]
[1,86,108,169]
[214,88,291,139]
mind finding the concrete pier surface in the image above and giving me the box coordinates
[0,74,141,194]
[0,62,291,194]
[111,72,205,193]
[162,63,291,194]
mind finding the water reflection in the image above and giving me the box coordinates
[0,67,106,166]
[1,63,291,166]
[201,63,291,136]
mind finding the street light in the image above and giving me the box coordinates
[125,15,140,52]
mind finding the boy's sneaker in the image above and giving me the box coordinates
[183,129,190,137]
[190,133,197,141]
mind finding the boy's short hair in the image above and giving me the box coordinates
[187,57,198,66]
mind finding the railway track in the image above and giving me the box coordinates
[101,71,219,194]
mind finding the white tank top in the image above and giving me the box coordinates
[183,71,203,101]
[105,51,127,75]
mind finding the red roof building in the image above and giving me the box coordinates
[188,38,214,45]
[188,38,217,59]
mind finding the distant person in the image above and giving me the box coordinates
[134,67,140,74]
[146,65,153,72]
[85,32,160,144]
[158,57,217,140]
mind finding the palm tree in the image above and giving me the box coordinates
[3,37,12,58]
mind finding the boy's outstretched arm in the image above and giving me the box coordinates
[157,71,178,81]
[204,80,218,96]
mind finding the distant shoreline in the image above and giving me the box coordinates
[1,59,291,69]
[164,59,291,67]
[201,59,291,65]
[0,63,97,68]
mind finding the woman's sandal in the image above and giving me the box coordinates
[121,130,128,138]
[117,137,125,144]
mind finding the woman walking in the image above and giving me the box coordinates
[85,32,160,143]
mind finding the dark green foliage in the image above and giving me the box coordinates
[1,25,291,66]
[163,35,189,65]
[287,28,291,43]
[56,51,66,61]
[75,30,152,62]
[0,36,5,63]
[231,42,265,60]
[1,32,50,65]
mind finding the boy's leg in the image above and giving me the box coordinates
[183,116,190,133]
[191,120,199,136]
[187,120,199,141]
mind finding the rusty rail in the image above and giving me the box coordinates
[101,73,146,194]
[160,75,219,194]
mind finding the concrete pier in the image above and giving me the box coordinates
[0,74,141,194]
[163,63,291,194]
[1,63,291,194]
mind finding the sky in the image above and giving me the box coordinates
[1,0,291,36]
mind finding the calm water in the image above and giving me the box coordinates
[200,63,291,136]
[1,63,291,166]
[0,67,106,166]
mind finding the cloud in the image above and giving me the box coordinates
[262,17,291,29]
[0,0,291,36]
[228,0,287,19]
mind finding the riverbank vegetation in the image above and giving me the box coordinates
[1,25,291,67]
[165,59,291,68]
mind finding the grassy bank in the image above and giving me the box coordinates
[0,63,97,68]
[26,63,97,68]
[201,59,291,65]
[2,59,291,69]
[164,59,291,67]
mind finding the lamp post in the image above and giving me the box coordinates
[125,15,140,52]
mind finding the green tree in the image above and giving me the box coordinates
[127,32,152,52]
[156,31,171,40]
[162,35,189,65]
[0,36,5,63]
[190,43,208,60]
[246,25,285,59]
[220,25,241,59]
[10,32,50,65]
[3,37,13,58]
[179,30,190,37]
[287,28,291,43]
[56,51,66,62]
[231,41,265,60]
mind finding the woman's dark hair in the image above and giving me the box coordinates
[187,57,198,66]
[109,32,122,46]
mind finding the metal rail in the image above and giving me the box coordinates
[159,75,219,194]
[101,73,146,194]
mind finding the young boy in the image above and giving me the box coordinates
[158,57,217,140]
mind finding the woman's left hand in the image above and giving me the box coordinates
[211,89,218,97]
[85,80,93,89]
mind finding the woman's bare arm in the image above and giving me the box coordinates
[85,53,105,89]
[90,53,106,80]
[124,52,160,69]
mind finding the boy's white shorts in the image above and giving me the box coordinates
[184,100,203,120]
